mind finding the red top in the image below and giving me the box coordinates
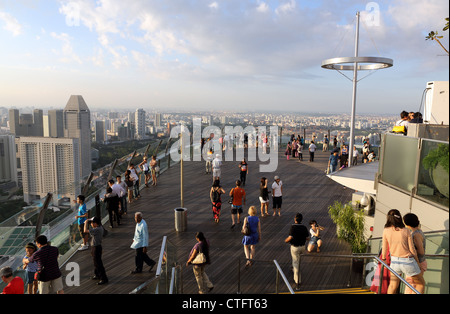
[2,276,24,294]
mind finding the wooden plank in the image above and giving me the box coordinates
[62,149,356,294]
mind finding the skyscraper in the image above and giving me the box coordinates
[0,135,18,185]
[48,109,64,138]
[135,108,146,139]
[63,95,92,179]
[155,113,162,127]
[18,137,80,203]
[95,120,106,143]
[9,109,44,137]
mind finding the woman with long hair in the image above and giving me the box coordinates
[259,177,269,217]
[381,209,425,294]
[186,232,214,294]
[210,180,225,223]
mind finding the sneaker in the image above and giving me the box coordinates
[78,244,89,251]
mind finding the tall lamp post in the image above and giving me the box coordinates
[321,11,393,168]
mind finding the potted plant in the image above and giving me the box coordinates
[422,143,449,198]
[328,201,367,272]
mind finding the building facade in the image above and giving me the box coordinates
[18,137,80,203]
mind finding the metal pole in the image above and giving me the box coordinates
[180,132,184,208]
[348,11,360,169]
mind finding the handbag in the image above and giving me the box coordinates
[242,217,251,236]
[191,249,207,264]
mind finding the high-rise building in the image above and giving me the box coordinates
[48,109,64,138]
[18,137,80,203]
[135,109,146,139]
[95,120,106,143]
[63,95,92,179]
[0,135,18,185]
[9,109,44,137]
[155,113,162,127]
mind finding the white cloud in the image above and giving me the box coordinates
[53,0,448,82]
[256,2,270,13]
[51,32,83,64]
[275,0,296,15]
[208,2,219,10]
[0,11,22,36]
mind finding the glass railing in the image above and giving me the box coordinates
[367,230,449,294]
[0,137,178,293]
[130,236,181,294]
[379,134,449,208]
[417,141,449,208]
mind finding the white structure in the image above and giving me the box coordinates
[0,135,18,184]
[63,95,92,179]
[18,137,80,203]
[424,81,449,125]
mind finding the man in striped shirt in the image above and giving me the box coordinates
[24,235,64,294]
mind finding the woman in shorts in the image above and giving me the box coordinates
[259,177,269,217]
[381,209,425,294]
[307,220,324,253]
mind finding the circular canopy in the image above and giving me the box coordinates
[321,56,393,71]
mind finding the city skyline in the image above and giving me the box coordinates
[0,0,448,114]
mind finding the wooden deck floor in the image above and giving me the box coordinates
[63,149,358,294]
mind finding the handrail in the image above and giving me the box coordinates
[300,253,427,294]
[169,267,176,294]
[274,260,295,294]
[169,264,183,294]
[372,256,420,294]
[129,236,168,294]
[156,236,167,276]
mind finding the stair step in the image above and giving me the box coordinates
[295,287,375,294]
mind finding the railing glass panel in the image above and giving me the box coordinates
[417,140,449,208]
[380,134,418,192]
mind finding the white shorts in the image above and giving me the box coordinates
[259,197,269,204]
[213,169,221,178]
[390,256,421,277]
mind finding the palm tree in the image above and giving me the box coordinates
[426,17,449,55]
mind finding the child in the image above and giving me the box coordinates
[403,213,427,294]
[22,242,38,294]
[307,220,324,253]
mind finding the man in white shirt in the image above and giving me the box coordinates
[212,154,222,182]
[271,176,283,216]
[130,212,155,274]
[113,176,128,214]
[308,141,317,162]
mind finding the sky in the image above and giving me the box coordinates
[0,0,448,114]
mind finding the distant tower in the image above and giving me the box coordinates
[155,113,162,127]
[135,109,146,139]
[63,95,92,179]
[48,109,64,138]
